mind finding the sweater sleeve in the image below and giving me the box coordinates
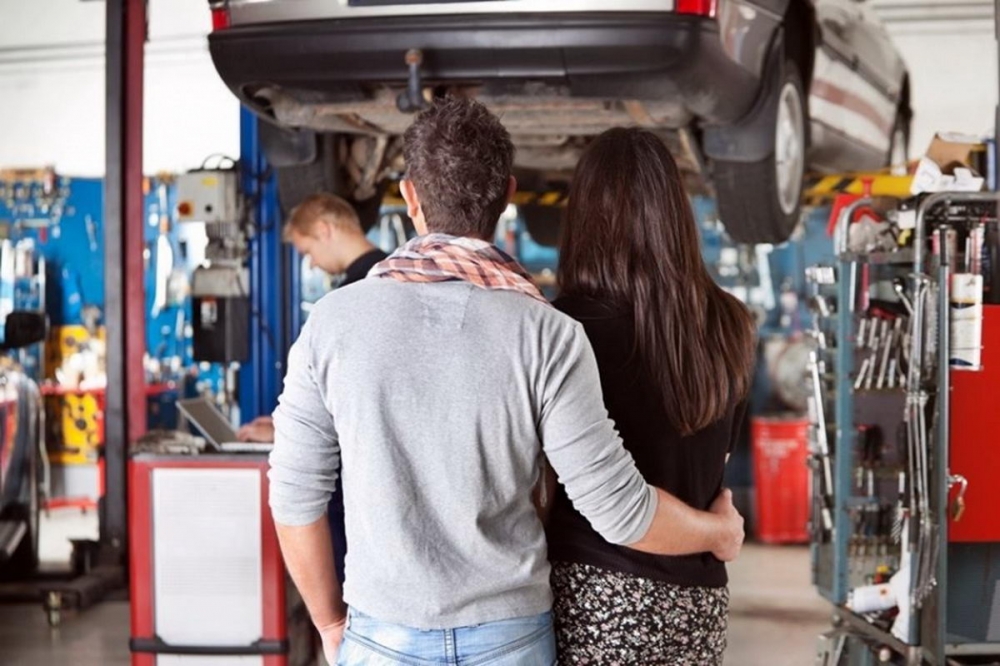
[537,322,657,545]
[268,317,341,526]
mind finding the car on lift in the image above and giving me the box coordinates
[207,0,909,244]
[0,312,48,579]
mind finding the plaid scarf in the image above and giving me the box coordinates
[370,234,547,305]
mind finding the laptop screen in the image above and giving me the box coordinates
[176,398,239,449]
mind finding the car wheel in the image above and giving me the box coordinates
[714,63,807,244]
[887,111,910,176]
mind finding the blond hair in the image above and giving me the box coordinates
[283,193,361,241]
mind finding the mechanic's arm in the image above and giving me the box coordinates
[268,319,346,656]
[538,324,743,560]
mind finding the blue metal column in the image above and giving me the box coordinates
[832,199,872,605]
[834,254,855,604]
[239,109,285,420]
[286,244,303,344]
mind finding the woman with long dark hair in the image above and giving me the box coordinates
[545,127,757,665]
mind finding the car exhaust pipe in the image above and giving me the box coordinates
[397,49,428,113]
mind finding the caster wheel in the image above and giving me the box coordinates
[44,591,63,628]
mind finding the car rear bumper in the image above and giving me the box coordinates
[209,12,763,127]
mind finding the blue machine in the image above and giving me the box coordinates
[0,171,224,428]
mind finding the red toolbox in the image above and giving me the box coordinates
[752,416,810,544]
[129,453,289,665]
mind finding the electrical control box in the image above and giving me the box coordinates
[175,170,239,224]
[191,265,249,363]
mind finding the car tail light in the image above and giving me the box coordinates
[211,7,231,30]
[676,0,717,17]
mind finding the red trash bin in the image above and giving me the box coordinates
[751,416,810,544]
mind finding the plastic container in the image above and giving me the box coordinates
[751,416,810,544]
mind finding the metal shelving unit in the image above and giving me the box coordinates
[813,192,1000,665]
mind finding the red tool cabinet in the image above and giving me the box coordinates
[129,454,288,666]
[949,304,1000,542]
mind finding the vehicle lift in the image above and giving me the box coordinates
[8,0,295,626]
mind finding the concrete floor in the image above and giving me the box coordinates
[0,543,832,666]
[726,544,831,666]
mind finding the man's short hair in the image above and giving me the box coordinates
[283,193,361,241]
[403,96,514,239]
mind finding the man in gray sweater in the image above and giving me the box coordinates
[269,97,745,665]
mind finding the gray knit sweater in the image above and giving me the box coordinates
[269,279,657,629]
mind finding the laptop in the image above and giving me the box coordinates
[176,397,273,454]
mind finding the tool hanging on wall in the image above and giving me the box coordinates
[809,350,835,533]
[805,264,838,539]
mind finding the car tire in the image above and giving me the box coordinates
[714,63,807,245]
[273,134,385,233]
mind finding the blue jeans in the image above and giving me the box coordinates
[336,609,556,665]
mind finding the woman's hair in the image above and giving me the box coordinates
[558,127,756,435]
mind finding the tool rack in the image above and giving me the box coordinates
[810,192,1000,665]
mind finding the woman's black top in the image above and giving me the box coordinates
[546,294,748,588]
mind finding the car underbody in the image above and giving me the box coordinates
[259,84,710,197]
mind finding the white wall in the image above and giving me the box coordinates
[0,0,239,176]
[872,0,997,154]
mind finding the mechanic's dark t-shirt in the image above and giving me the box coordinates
[342,248,389,288]
[545,294,748,588]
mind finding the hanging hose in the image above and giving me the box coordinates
[905,276,928,610]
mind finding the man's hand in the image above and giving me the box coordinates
[237,416,275,442]
[317,616,347,665]
[709,488,745,562]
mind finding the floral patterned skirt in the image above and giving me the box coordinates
[551,561,729,666]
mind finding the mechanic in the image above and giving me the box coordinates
[237,191,387,583]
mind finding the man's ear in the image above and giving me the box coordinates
[400,179,422,220]
[314,220,334,241]
[506,176,517,206]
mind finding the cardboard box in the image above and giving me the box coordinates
[910,132,986,195]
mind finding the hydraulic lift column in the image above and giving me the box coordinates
[37,0,147,626]
[103,0,147,565]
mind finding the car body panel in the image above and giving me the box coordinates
[221,0,780,84]
[209,11,779,138]
[209,0,908,176]
[808,0,906,170]
[224,0,681,23]
[718,0,783,91]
